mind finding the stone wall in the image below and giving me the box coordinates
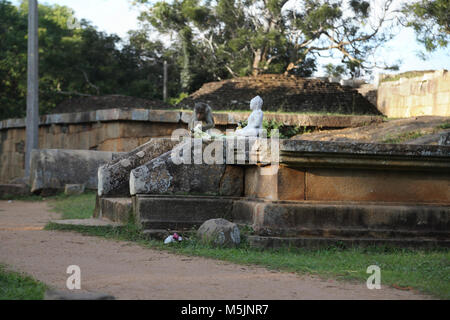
[0,108,381,183]
[378,70,450,117]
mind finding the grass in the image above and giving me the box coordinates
[438,122,450,130]
[43,192,450,299]
[382,131,426,144]
[381,70,435,83]
[6,192,448,299]
[47,191,97,219]
[0,193,47,202]
[0,265,46,300]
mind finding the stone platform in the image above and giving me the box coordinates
[93,138,450,248]
[95,195,450,248]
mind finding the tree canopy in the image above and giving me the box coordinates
[134,0,399,91]
[401,0,449,52]
[1,0,448,121]
[0,0,179,120]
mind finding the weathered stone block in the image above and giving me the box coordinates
[98,138,179,196]
[30,149,123,193]
[135,195,235,230]
[129,140,244,196]
[245,165,304,201]
[93,197,133,223]
[305,168,450,203]
[64,184,85,195]
[0,184,30,197]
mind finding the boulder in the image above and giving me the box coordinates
[197,218,241,247]
[30,149,123,193]
[98,138,179,196]
[64,184,85,195]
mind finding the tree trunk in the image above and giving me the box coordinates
[252,48,262,76]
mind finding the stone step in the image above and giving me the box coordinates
[93,196,133,224]
[135,195,236,228]
[247,235,450,249]
[233,200,450,237]
[0,184,30,198]
[252,227,450,240]
[50,218,123,228]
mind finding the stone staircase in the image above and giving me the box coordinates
[94,138,450,248]
[95,195,450,248]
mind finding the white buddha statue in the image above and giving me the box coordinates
[235,96,264,137]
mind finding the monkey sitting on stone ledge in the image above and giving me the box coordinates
[188,102,215,134]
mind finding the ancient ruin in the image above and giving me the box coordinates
[178,74,381,115]
[95,133,450,248]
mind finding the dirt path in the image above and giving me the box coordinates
[0,201,430,300]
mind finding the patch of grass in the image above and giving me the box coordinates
[0,194,46,202]
[438,122,450,130]
[47,191,97,220]
[45,222,450,299]
[0,265,47,300]
[381,70,435,83]
[382,131,426,144]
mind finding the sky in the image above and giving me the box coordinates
[12,0,450,80]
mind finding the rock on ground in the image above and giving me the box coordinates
[197,218,241,247]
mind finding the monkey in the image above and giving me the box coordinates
[189,102,215,133]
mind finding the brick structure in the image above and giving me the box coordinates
[178,74,381,115]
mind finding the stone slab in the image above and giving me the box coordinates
[30,149,124,193]
[248,236,450,249]
[245,165,304,201]
[0,184,30,197]
[231,200,450,238]
[50,219,123,227]
[305,168,450,203]
[135,195,236,230]
[93,197,133,223]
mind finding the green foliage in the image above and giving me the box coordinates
[324,63,346,78]
[382,131,426,144]
[261,119,308,139]
[0,0,179,121]
[438,122,450,130]
[48,191,97,220]
[168,92,190,106]
[380,70,435,83]
[0,265,46,300]
[135,0,396,83]
[402,0,450,52]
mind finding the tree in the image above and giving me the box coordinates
[401,0,449,52]
[0,0,177,120]
[134,0,397,82]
